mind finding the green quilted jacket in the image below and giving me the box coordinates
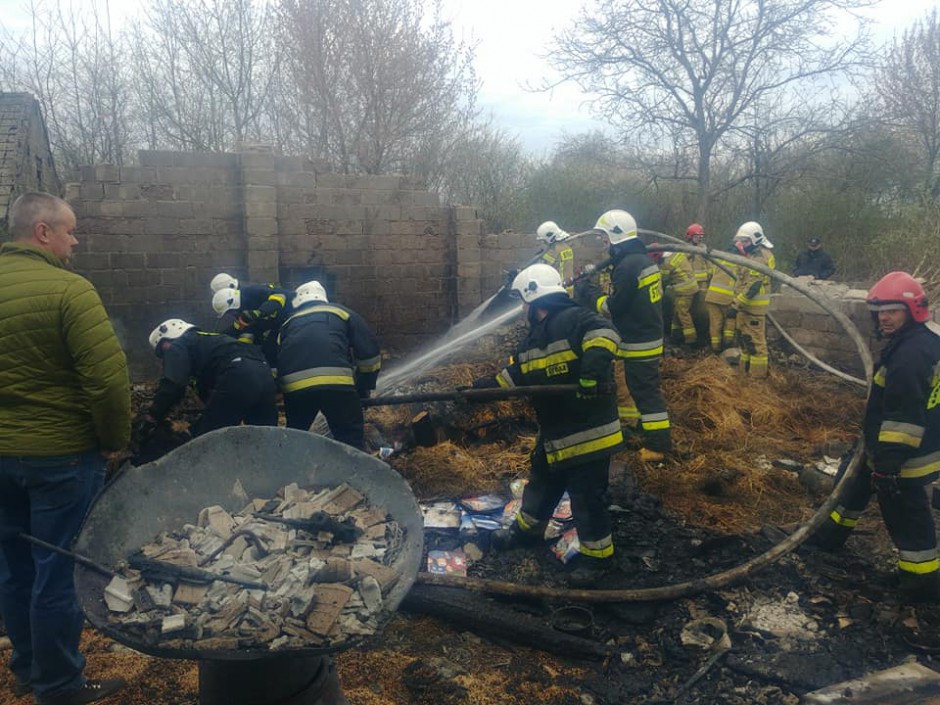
[0,242,131,455]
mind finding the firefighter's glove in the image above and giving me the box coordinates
[356,385,372,400]
[871,471,900,498]
[726,306,738,319]
[577,378,599,400]
[471,377,500,390]
[235,310,261,330]
[582,263,597,275]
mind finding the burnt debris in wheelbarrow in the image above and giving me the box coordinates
[73,426,423,705]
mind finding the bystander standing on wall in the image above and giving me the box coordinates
[793,237,836,280]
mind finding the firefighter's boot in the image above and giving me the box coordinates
[900,571,940,604]
[490,524,542,551]
[567,555,612,588]
[804,520,851,553]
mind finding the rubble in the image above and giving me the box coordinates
[103,482,404,653]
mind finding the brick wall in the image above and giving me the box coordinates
[0,93,60,231]
[67,149,582,379]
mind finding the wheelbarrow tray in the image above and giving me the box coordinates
[73,426,423,661]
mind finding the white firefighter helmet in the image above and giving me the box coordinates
[511,263,567,304]
[593,209,638,245]
[210,273,238,292]
[149,319,195,354]
[212,288,241,317]
[734,221,774,249]
[535,220,570,245]
[293,280,329,308]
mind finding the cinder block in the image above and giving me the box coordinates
[94,164,120,183]
[112,253,147,270]
[144,217,181,236]
[244,185,276,203]
[179,218,213,235]
[315,173,347,189]
[453,206,477,221]
[245,217,279,238]
[239,152,276,170]
[80,184,105,201]
[244,201,278,219]
[119,166,157,183]
[146,253,183,269]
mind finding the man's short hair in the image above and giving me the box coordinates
[8,192,72,240]
[808,237,821,246]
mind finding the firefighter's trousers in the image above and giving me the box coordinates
[735,312,768,378]
[671,295,696,344]
[622,359,671,453]
[706,302,736,352]
[515,444,613,560]
[195,358,278,436]
[284,387,365,450]
[815,459,939,600]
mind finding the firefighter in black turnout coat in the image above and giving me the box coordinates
[577,209,672,459]
[143,319,278,437]
[477,264,624,587]
[211,273,292,369]
[276,280,382,450]
[811,272,940,602]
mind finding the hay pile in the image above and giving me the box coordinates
[376,354,866,536]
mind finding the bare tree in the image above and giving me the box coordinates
[436,121,533,232]
[551,0,874,220]
[0,0,132,177]
[128,0,278,151]
[877,9,940,200]
[276,0,478,174]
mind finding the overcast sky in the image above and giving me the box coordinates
[1,0,938,154]
[441,0,940,154]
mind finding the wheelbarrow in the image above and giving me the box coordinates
[73,426,424,704]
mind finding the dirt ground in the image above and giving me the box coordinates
[3,338,938,705]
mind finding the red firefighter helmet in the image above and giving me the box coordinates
[866,271,930,323]
[685,223,705,241]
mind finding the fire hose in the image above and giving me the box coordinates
[415,241,874,602]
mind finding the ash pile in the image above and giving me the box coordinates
[101,481,403,653]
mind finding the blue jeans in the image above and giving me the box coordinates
[0,452,105,698]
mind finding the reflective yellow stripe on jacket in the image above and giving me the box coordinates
[517,339,578,374]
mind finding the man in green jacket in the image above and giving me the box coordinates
[0,192,130,704]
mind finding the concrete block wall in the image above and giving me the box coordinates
[768,281,883,376]
[66,148,548,379]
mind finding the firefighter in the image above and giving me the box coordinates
[276,281,382,450]
[810,272,940,603]
[535,221,576,293]
[478,264,623,586]
[685,224,710,291]
[703,245,738,353]
[686,223,711,346]
[577,209,671,460]
[729,222,775,378]
[211,277,293,369]
[649,244,699,345]
[143,319,278,437]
